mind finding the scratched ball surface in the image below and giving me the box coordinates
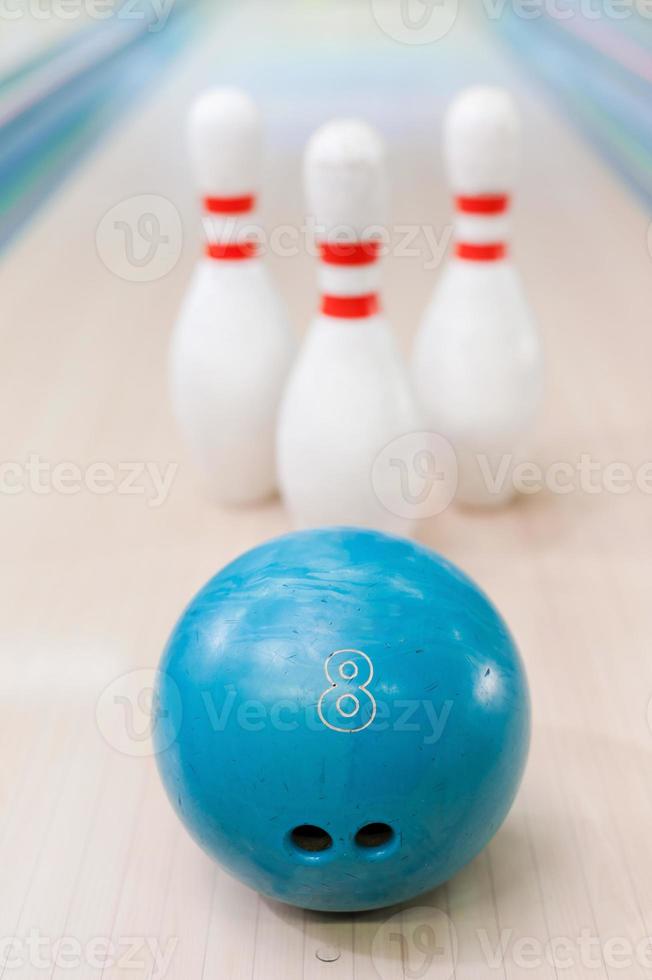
[154,528,530,912]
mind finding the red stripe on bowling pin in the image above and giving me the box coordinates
[203,195,256,214]
[454,195,509,261]
[321,294,380,318]
[455,194,509,215]
[455,242,507,261]
[319,239,381,318]
[205,241,258,260]
[319,241,382,266]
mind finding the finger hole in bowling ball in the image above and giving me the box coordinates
[290,825,333,853]
[354,822,394,849]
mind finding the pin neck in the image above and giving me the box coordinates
[318,239,382,319]
[453,194,510,262]
[202,194,259,261]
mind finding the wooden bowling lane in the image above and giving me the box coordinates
[1,1,652,977]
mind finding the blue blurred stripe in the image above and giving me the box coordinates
[500,4,652,207]
[0,0,202,252]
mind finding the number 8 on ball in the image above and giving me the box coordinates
[317,649,377,733]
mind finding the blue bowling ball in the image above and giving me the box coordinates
[154,528,530,912]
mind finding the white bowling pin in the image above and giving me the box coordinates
[170,88,296,505]
[411,86,543,507]
[277,119,422,535]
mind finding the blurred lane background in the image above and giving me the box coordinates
[2,0,651,253]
